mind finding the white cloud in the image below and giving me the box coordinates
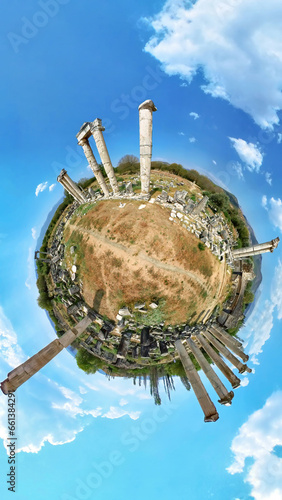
[265,172,272,185]
[180,81,187,87]
[144,0,282,129]
[189,111,200,120]
[271,260,282,319]
[31,227,37,240]
[232,162,244,180]
[268,198,282,232]
[49,183,56,192]
[212,160,217,165]
[262,195,268,209]
[189,137,196,143]
[277,133,282,144]
[240,377,249,388]
[0,306,26,368]
[79,386,87,394]
[119,398,128,407]
[102,406,140,420]
[178,131,185,136]
[227,391,282,500]
[25,246,35,290]
[35,182,48,197]
[229,138,263,172]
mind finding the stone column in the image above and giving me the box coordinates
[208,326,248,362]
[91,119,119,194]
[232,237,279,259]
[197,334,241,389]
[139,100,157,196]
[78,138,110,197]
[191,196,209,216]
[210,323,243,349]
[1,316,93,395]
[57,169,87,204]
[186,338,234,405]
[202,331,252,374]
[175,340,219,422]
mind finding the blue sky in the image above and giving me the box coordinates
[0,1,282,499]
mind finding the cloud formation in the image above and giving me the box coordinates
[228,391,282,500]
[31,227,37,240]
[0,306,25,368]
[35,182,48,197]
[189,137,196,143]
[144,0,282,128]
[189,112,199,120]
[265,172,272,186]
[262,196,282,232]
[49,183,56,192]
[229,138,263,172]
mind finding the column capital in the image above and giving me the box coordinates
[76,122,92,143]
[57,169,67,182]
[138,99,157,112]
[78,138,89,147]
[91,118,105,132]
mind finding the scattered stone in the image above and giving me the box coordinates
[149,302,158,309]
[134,303,146,309]
[119,203,126,208]
[69,285,80,295]
[138,204,146,210]
[72,265,77,273]
[118,307,132,317]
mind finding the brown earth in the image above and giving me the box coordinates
[63,199,230,325]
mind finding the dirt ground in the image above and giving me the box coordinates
[63,198,230,325]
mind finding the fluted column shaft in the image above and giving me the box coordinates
[58,175,80,202]
[91,119,119,194]
[139,100,157,195]
[57,170,87,204]
[175,340,219,422]
[210,324,242,349]
[197,334,241,388]
[208,326,248,362]
[79,138,109,197]
[187,338,234,405]
[1,317,92,394]
[202,331,251,374]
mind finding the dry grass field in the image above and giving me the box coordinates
[63,198,230,325]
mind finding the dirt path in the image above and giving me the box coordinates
[68,223,210,293]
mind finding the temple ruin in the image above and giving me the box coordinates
[139,99,157,196]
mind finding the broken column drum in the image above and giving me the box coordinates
[91,119,119,194]
[138,100,157,195]
[57,169,87,204]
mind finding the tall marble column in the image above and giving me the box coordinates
[1,316,93,394]
[208,326,248,362]
[210,324,243,349]
[57,169,87,204]
[91,119,119,194]
[138,100,157,196]
[232,238,279,259]
[197,334,241,389]
[175,340,219,422]
[186,338,234,405]
[202,331,252,374]
[78,138,110,197]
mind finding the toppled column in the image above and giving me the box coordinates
[186,338,234,405]
[175,340,219,422]
[208,325,248,362]
[232,237,280,259]
[139,100,157,196]
[91,119,119,194]
[1,316,93,394]
[57,169,87,204]
[191,196,209,216]
[78,138,110,197]
[202,330,252,374]
[197,334,241,389]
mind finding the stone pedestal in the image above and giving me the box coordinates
[175,340,219,422]
[138,100,157,195]
[187,338,234,405]
[202,331,252,374]
[1,317,92,394]
[57,169,87,204]
[91,119,119,194]
[197,334,241,389]
[208,326,248,362]
[78,138,109,197]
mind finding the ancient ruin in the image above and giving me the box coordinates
[2,100,280,422]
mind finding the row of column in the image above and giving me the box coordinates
[59,100,157,202]
[57,169,88,204]
[175,325,252,422]
[232,238,280,260]
[1,316,93,394]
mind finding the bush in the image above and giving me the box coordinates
[198,242,205,251]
